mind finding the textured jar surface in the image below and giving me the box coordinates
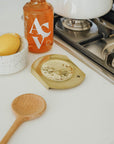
[0,37,28,75]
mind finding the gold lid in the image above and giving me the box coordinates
[31,54,85,89]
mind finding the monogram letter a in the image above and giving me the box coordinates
[29,18,51,49]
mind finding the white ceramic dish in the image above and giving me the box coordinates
[47,0,113,19]
[0,37,28,75]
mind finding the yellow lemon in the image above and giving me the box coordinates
[0,33,21,56]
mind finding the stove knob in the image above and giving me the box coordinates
[102,40,114,68]
[107,53,114,68]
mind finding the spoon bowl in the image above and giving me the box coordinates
[12,93,46,121]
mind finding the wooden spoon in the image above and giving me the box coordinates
[1,93,46,144]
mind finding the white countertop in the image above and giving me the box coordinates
[0,0,114,144]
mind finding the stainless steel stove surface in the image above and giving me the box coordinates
[54,7,114,83]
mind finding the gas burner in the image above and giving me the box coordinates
[62,18,92,31]
[54,6,114,83]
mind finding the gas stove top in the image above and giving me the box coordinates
[54,6,114,83]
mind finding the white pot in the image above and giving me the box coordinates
[0,37,28,75]
[47,0,113,19]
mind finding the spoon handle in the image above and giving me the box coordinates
[0,117,23,144]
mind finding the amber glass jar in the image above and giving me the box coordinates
[23,0,53,53]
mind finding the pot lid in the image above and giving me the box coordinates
[48,0,113,19]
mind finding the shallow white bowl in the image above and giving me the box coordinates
[0,37,28,75]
